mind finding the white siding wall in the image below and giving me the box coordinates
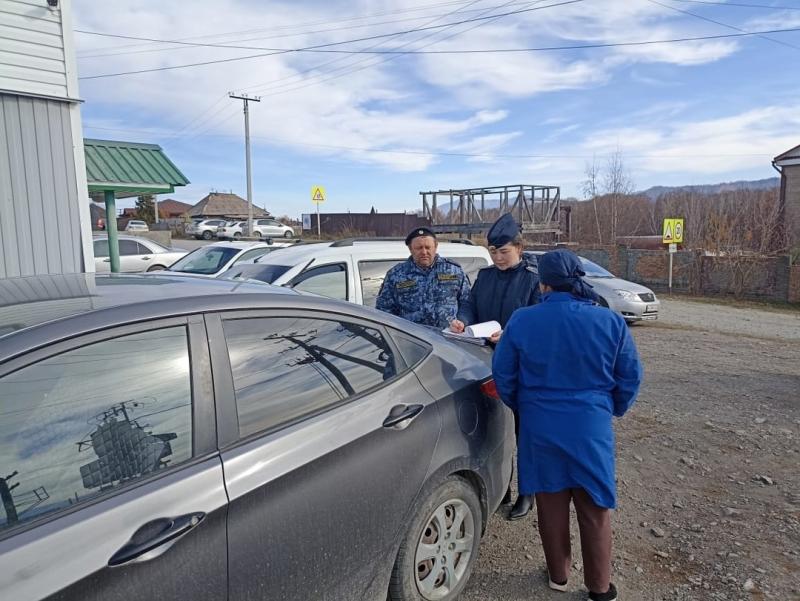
[0,0,75,100]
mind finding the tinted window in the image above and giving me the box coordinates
[0,327,193,532]
[391,331,431,367]
[358,260,403,307]
[233,247,274,265]
[223,317,396,438]
[219,264,292,284]
[448,256,488,284]
[169,246,240,274]
[119,240,141,256]
[93,240,108,258]
[291,263,347,300]
[580,258,615,278]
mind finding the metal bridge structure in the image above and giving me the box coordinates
[420,184,563,236]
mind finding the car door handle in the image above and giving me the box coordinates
[141,256,151,260]
[383,404,424,428]
[108,512,206,567]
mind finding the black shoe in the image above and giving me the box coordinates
[588,582,617,601]
[508,495,532,520]
[501,486,513,505]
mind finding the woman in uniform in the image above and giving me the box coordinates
[449,213,540,519]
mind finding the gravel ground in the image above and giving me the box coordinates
[462,298,800,601]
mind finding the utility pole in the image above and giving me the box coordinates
[229,92,261,237]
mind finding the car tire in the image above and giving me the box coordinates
[147,264,166,272]
[283,230,293,238]
[389,476,481,601]
[255,231,263,239]
[202,230,213,240]
[234,232,242,239]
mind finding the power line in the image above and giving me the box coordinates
[77,0,585,79]
[651,0,800,51]
[667,0,800,9]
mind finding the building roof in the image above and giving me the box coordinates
[157,198,193,215]
[774,143,800,165]
[84,139,190,200]
[187,192,270,219]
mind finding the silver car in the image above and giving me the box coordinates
[0,273,512,601]
[93,235,188,273]
[525,251,660,322]
[185,219,226,240]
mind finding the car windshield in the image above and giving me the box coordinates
[219,264,293,283]
[168,246,241,274]
[580,258,615,278]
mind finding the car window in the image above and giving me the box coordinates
[358,260,403,307]
[233,247,274,265]
[447,256,489,284]
[0,327,193,533]
[135,242,152,255]
[93,240,109,258]
[169,246,240,274]
[219,263,293,283]
[291,263,347,300]
[222,317,397,438]
[390,331,431,367]
[119,240,141,256]
[580,258,615,278]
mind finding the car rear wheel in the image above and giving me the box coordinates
[202,230,213,240]
[234,232,242,239]
[283,230,293,238]
[147,264,166,272]
[389,477,481,601]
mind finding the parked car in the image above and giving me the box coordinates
[124,220,149,233]
[216,221,245,240]
[93,235,188,273]
[166,241,287,277]
[243,218,295,239]
[524,251,660,323]
[220,238,492,305]
[0,273,512,601]
[185,219,227,240]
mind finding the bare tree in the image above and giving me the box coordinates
[603,149,634,243]
[582,157,603,243]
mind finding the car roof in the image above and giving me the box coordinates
[0,273,293,341]
[255,240,487,265]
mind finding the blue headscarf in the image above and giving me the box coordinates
[537,248,601,303]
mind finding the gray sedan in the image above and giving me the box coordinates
[525,251,660,323]
[0,273,512,601]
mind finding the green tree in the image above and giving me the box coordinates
[135,194,155,223]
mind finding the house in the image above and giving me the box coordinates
[0,0,92,277]
[773,144,800,250]
[187,192,270,220]
[156,198,193,222]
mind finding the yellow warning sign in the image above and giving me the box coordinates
[662,218,684,244]
[311,185,326,203]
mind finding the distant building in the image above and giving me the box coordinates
[774,144,800,250]
[157,198,193,221]
[0,0,92,277]
[187,192,270,220]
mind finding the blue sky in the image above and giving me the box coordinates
[73,0,800,217]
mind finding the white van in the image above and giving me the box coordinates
[219,238,491,306]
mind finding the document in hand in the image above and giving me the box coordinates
[441,320,502,343]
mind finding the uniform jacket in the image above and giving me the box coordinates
[457,257,540,328]
[376,255,470,329]
[492,292,643,508]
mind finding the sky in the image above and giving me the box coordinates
[72,0,800,217]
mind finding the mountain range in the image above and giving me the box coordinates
[639,177,779,200]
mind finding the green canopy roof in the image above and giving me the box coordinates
[84,139,189,200]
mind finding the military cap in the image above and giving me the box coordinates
[405,227,437,246]
[487,213,520,248]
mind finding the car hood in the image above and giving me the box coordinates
[585,277,656,296]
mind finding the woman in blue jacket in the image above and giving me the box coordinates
[450,213,540,519]
[492,249,642,601]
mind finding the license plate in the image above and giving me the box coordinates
[645,305,657,313]
[642,314,658,320]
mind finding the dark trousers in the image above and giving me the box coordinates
[535,488,612,594]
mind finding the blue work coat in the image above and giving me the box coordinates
[457,258,540,328]
[492,292,643,508]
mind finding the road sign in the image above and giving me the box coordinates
[669,243,677,254]
[663,218,684,244]
[311,185,326,203]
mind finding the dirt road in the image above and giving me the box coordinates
[462,298,800,601]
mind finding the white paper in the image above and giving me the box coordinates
[443,320,501,339]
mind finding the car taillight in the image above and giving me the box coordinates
[480,379,501,401]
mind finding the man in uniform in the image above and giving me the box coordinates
[376,227,470,329]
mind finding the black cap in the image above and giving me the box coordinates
[405,227,437,246]
[487,213,520,248]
